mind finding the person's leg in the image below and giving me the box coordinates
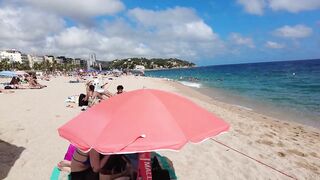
[57,160,71,172]
[93,92,104,101]
[99,174,112,180]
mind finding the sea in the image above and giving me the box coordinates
[145,59,320,127]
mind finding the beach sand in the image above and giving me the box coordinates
[0,76,319,179]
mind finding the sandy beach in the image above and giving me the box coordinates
[0,76,319,180]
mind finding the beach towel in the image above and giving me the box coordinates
[152,153,177,180]
[50,144,75,180]
[50,166,70,180]
[65,96,76,103]
[64,144,76,161]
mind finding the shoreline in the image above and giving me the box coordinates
[0,76,319,179]
[162,78,320,129]
[165,78,319,129]
[159,77,320,179]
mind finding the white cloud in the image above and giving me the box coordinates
[274,25,313,38]
[237,0,266,15]
[128,7,218,41]
[0,7,65,53]
[237,0,320,15]
[53,27,100,48]
[229,33,255,48]
[269,0,320,13]
[0,4,225,62]
[42,7,226,61]
[265,41,285,48]
[5,0,125,19]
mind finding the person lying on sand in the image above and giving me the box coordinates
[28,75,47,89]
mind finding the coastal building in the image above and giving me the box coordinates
[44,55,54,63]
[87,53,97,71]
[0,49,22,63]
[134,65,145,70]
[29,55,44,68]
[55,56,64,64]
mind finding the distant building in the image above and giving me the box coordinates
[55,56,64,64]
[21,54,29,62]
[134,65,145,70]
[29,55,44,68]
[0,49,22,63]
[87,53,97,71]
[44,55,54,63]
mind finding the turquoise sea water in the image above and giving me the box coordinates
[145,59,320,127]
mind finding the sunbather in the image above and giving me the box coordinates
[70,148,99,180]
[28,75,46,89]
[84,81,113,106]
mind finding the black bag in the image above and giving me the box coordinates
[78,93,88,107]
[152,156,170,180]
[4,86,13,89]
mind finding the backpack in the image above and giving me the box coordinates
[152,156,170,180]
[78,93,88,107]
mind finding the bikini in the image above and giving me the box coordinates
[72,149,90,166]
[71,150,98,180]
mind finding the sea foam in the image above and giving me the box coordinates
[179,81,202,88]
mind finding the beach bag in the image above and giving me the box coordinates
[152,153,177,180]
[78,93,88,107]
[64,144,76,161]
[4,85,13,89]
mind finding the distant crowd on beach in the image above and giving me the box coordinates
[0,72,49,93]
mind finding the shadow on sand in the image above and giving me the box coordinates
[0,139,25,179]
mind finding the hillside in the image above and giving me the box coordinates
[97,58,195,70]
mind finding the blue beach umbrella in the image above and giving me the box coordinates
[0,71,17,77]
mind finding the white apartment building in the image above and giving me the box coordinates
[28,55,44,68]
[0,50,22,63]
[44,55,54,63]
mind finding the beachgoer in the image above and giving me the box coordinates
[28,74,46,89]
[84,81,112,104]
[116,85,124,94]
[83,84,103,107]
[69,148,132,180]
[70,148,99,180]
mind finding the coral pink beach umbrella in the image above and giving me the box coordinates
[58,89,229,154]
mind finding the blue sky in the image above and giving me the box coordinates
[0,0,319,65]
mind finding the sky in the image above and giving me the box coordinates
[0,0,319,65]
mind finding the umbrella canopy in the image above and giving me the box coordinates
[15,71,27,75]
[0,71,17,77]
[58,89,229,154]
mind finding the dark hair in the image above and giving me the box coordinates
[89,85,95,91]
[117,85,124,90]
